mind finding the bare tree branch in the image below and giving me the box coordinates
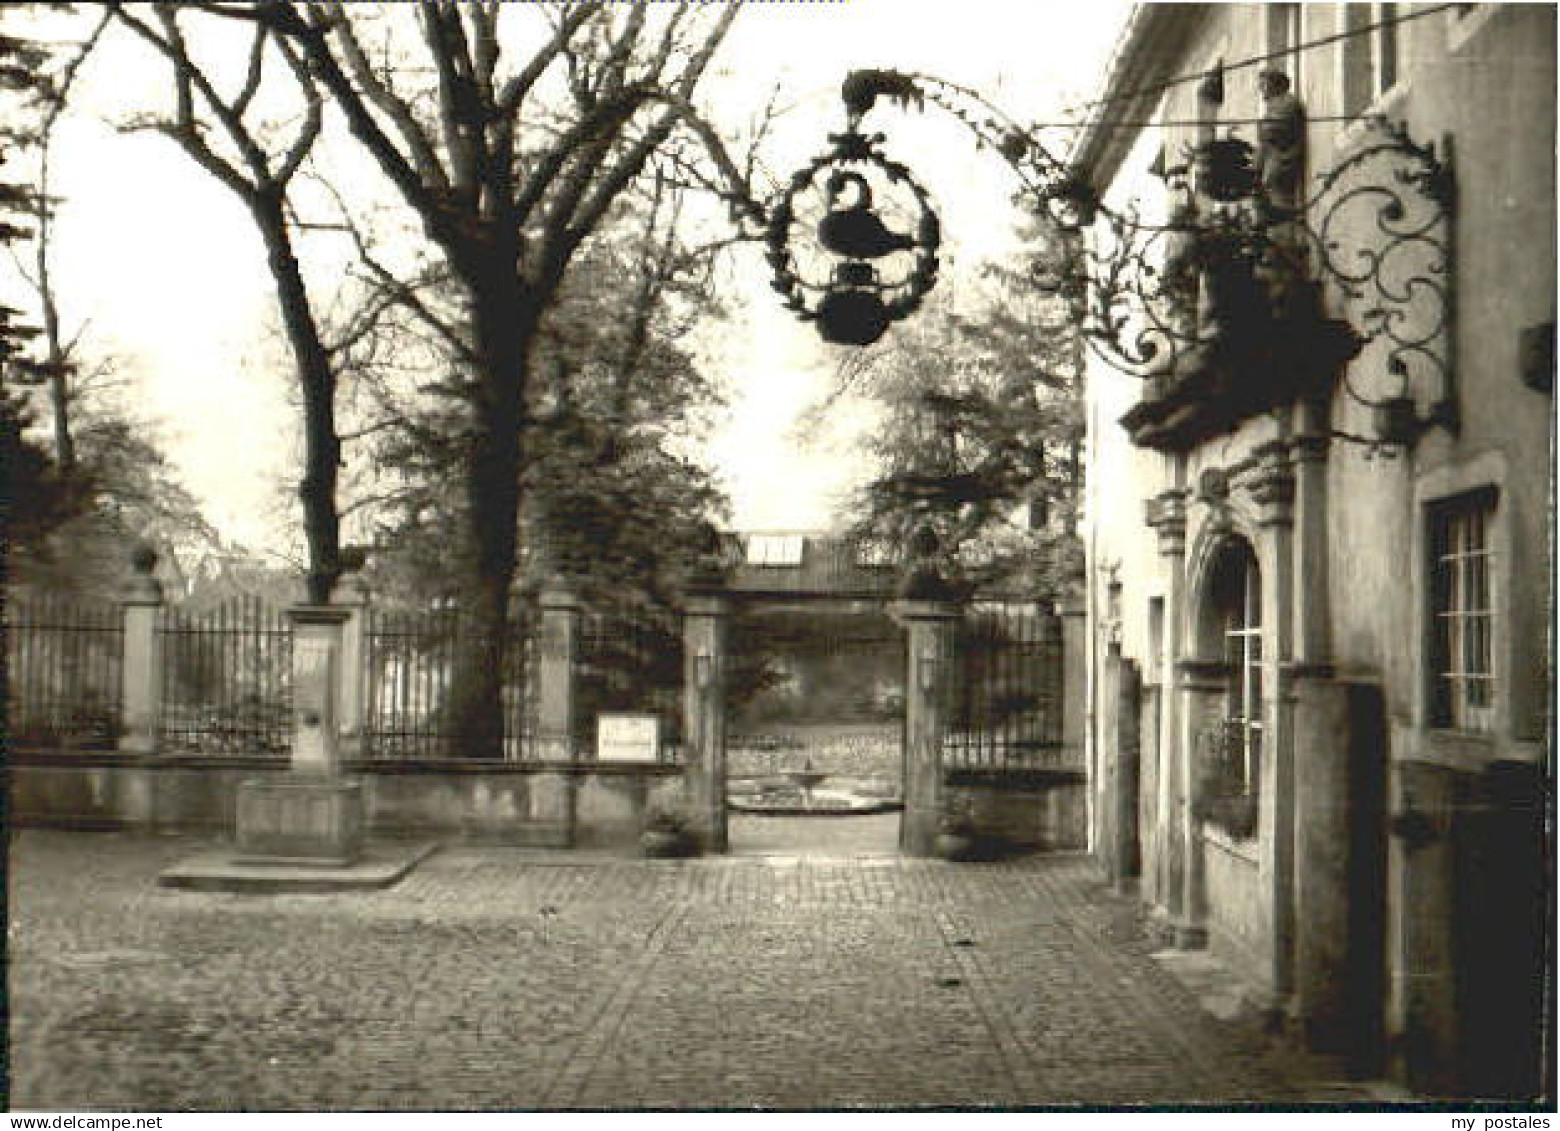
[231,20,268,120]
[494,2,601,119]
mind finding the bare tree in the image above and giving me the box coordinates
[8,8,110,473]
[184,1,764,758]
[108,2,343,601]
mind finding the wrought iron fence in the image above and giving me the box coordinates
[5,591,124,750]
[576,606,683,761]
[159,595,292,756]
[364,606,538,760]
[943,602,1064,769]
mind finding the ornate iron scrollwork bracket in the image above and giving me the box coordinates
[802,70,1457,453]
[1305,119,1457,448]
[1073,116,1456,447]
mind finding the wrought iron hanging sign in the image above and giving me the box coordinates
[766,127,941,347]
[792,67,1457,451]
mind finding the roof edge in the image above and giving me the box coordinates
[1069,4,1213,189]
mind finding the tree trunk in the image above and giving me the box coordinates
[444,261,533,760]
[251,191,342,603]
[39,276,75,473]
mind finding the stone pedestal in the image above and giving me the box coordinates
[525,770,575,847]
[235,605,365,865]
[1059,593,1087,766]
[236,777,365,865]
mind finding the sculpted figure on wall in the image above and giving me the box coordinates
[1255,69,1306,218]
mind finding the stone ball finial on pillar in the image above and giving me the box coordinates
[127,542,164,603]
[899,521,958,601]
[684,528,732,594]
[539,571,582,609]
[336,546,371,605]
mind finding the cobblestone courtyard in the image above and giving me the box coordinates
[9,824,1392,1110]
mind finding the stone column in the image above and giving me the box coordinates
[1290,676,1354,1051]
[1059,590,1087,766]
[118,547,165,757]
[1289,427,1332,665]
[335,571,370,762]
[1095,644,1122,878]
[536,578,583,762]
[1252,446,1299,1014]
[682,593,729,853]
[1176,660,1226,948]
[235,605,364,864]
[898,598,959,857]
[1146,489,1188,923]
[1112,653,1143,893]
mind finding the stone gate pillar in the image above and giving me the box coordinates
[1059,590,1087,768]
[119,547,165,757]
[119,547,166,831]
[682,593,729,852]
[536,577,583,761]
[336,570,370,762]
[898,597,959,857]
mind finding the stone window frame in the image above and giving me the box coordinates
[1263,2,1306,105]
[1412,452,1512,762]
[1425,486,1499,734]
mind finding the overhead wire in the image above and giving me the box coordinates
[1058,2,1462,133]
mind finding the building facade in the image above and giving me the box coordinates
[1075,3,1552,1099]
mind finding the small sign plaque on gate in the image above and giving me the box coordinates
[597,713,660,762]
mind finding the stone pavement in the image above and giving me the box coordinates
[9,826,1395,1111]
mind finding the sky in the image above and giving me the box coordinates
[18,0,1132,552]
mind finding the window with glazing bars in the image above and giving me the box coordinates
[1428,489,1497,732]
[1222,549,1263,792]
[1266,3,1304,94]
[1344,3,1401,118]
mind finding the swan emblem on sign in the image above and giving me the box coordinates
[817,171,915,260]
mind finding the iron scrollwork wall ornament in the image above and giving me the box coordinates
[811,68,1457,453]
[1081,111,1456,451]
[766,126,941,347]
[1304,119,1457,450]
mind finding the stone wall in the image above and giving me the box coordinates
[727,723,902,783]
[1201,827,1268,987]
[10,753,684,849]
[946,777,1088,852]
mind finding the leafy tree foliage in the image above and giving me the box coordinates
[141,2,763,758]
[827,224,1085,598]
[356,180,732,620]
[1,7,90,567]
[4,6,221,588]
